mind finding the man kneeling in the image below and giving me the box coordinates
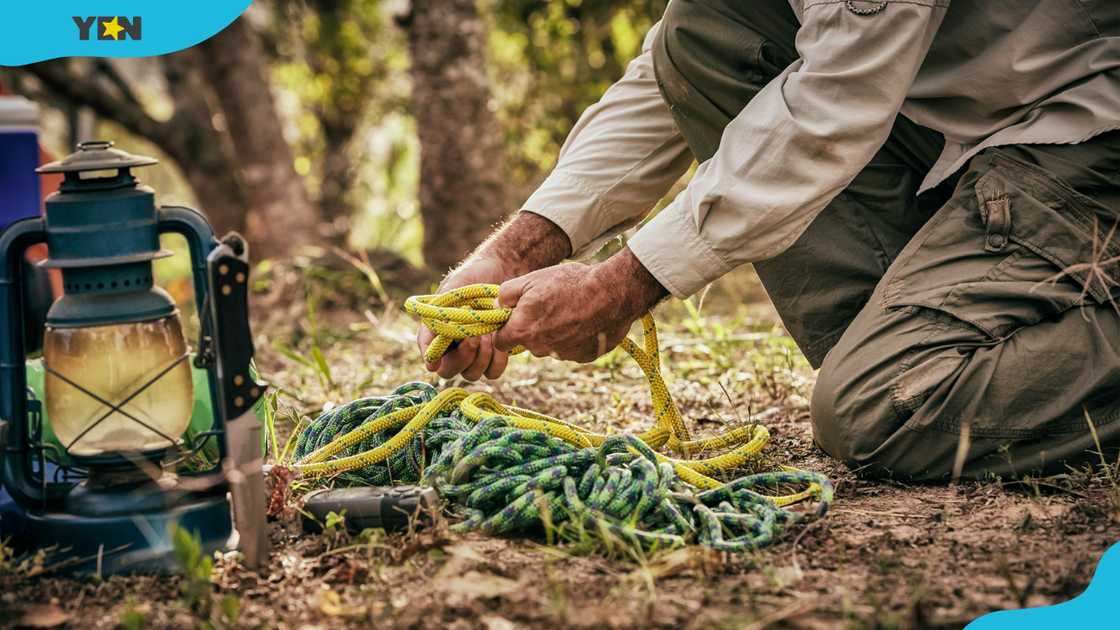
[415,0,1120,481]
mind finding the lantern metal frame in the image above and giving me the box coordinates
[0,142,262,574]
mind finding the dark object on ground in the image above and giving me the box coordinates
[301,485,440,534]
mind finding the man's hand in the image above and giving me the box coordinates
[494,247,667,362]
[418,212,571,380]
[419,255,511,380]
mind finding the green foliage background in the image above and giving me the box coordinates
[264,0,668,265]
[488,0,667,183]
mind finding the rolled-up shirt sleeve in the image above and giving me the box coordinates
[521,21,693,258]
[628,0,949,297]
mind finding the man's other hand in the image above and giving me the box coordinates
[417,211,571,381]
[493,247,667,363]
[418,256,512,380]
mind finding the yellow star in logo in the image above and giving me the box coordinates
[101,16,124,40]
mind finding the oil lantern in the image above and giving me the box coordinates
[0,141,269,574]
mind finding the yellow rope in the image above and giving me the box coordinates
[295,284,818,506]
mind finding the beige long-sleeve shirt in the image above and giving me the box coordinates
[523,1,1120,298]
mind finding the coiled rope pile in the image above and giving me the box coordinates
[292,284,832,551]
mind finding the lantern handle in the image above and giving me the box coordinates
[0,217,58,508]
[156,205,220,314]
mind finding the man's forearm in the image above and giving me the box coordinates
[470,211,573,277]
[593,246,669,318]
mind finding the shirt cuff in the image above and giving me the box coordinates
[520,171,599,256]
[521,171,642,259]
[626,202,733,298]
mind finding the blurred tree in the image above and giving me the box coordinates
[267,0,407,240]
[7,16,319,260]
[194,17,320,255]
[403,0,510,271]
[487,0,667,189]
[261,0,666,268]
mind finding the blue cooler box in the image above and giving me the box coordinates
[0,96,41,229]
[0,96,50,350]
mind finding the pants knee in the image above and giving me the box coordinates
[810,353,929,479]
[811,357,964,480]
[809,361,851,462]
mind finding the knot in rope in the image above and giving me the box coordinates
[404,285,518,363]
[405,285,691,453]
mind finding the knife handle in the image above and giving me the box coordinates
[207,235,267,420]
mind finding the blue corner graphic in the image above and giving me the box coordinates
[967,541,1119,628]
[0,2,251,66]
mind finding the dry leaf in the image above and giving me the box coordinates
[445,543,488,563]
[318,589,367,618]
[481,614,518,630]
[435,570,520,600]
[17,604,70,628]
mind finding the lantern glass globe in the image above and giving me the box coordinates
[43,314,194,457]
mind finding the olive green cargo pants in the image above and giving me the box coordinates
[653,0,1120,480]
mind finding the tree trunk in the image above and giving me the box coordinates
[406,0,510,272]
[318,124,360,240]
[300,0,386,240]
[194,17,321,260]
[160,52,247,237]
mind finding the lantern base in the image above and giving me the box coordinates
[2,494,232,575]
[64,465,191,518]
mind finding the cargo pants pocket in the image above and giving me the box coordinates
[882,151,1118,340]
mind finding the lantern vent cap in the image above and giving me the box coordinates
[37,140,158,174]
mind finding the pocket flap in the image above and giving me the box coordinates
[976,159,1120,305]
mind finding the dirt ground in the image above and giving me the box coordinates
[2,267,1118,629]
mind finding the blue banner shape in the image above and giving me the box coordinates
[0,2,250,66]
[967,541,1119,628]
